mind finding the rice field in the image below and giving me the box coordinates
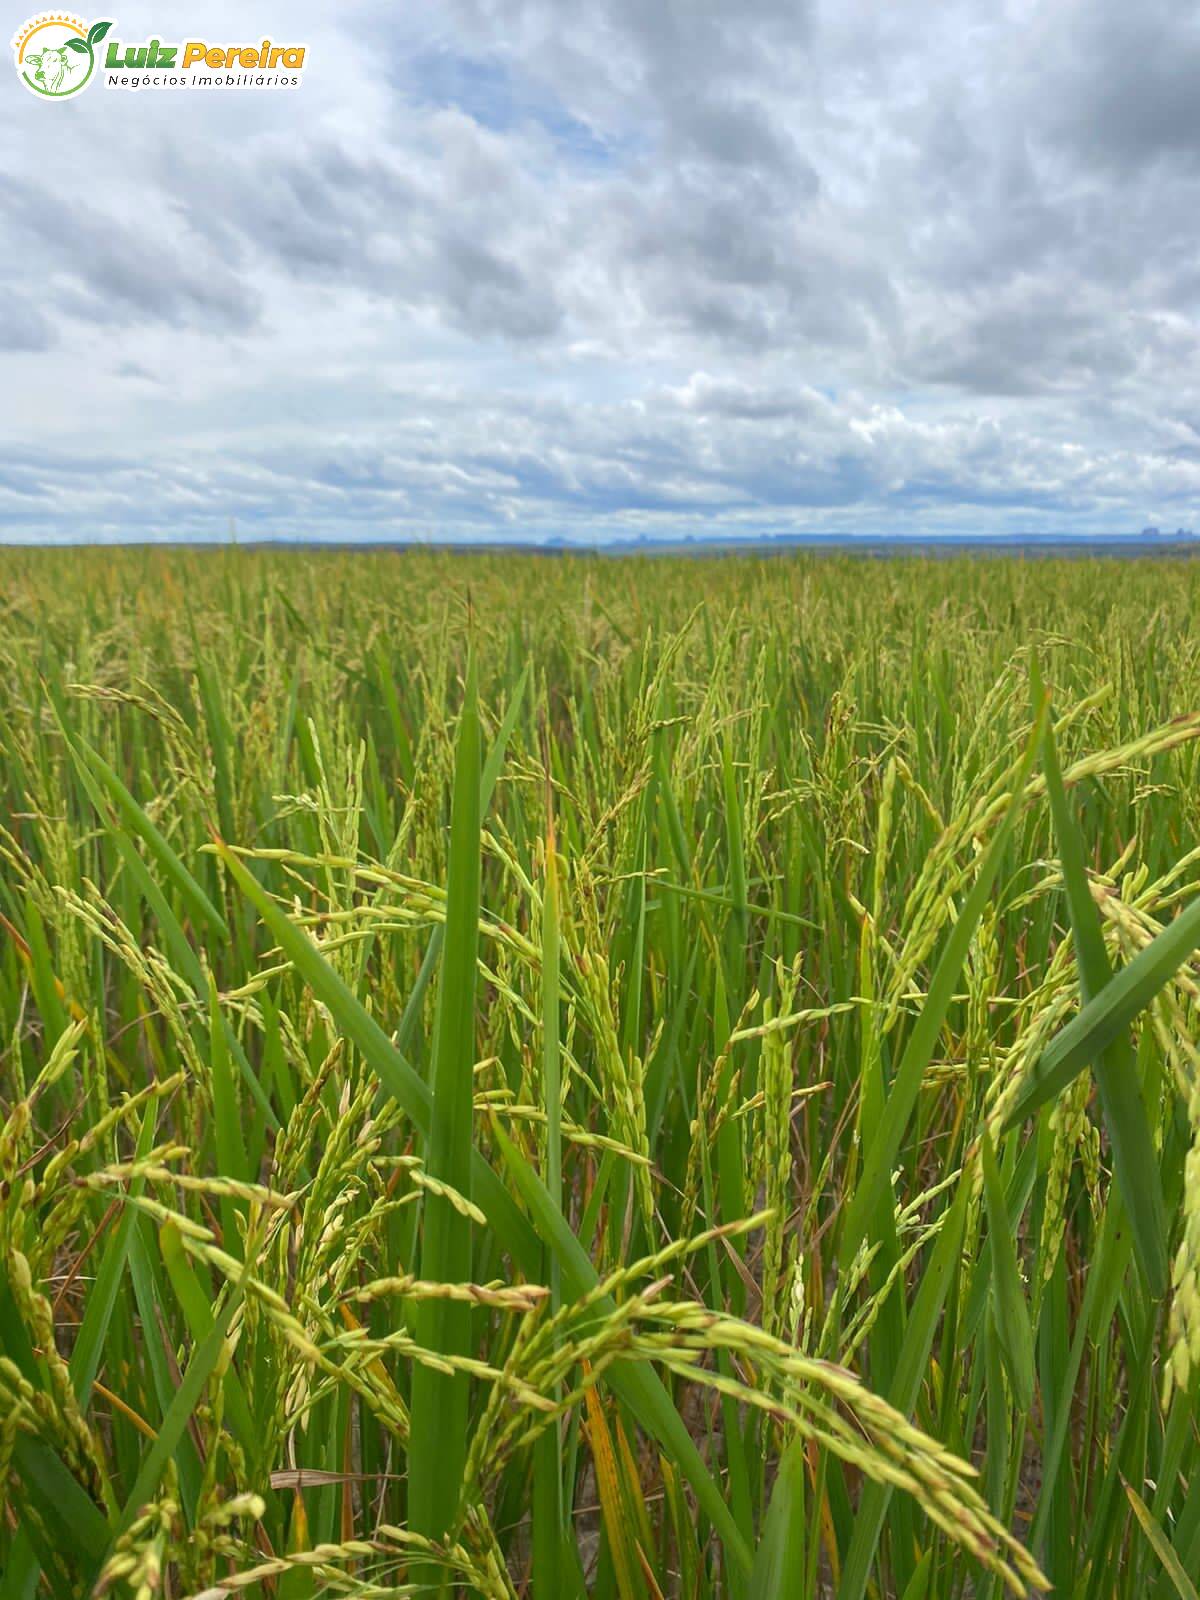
[2,545,1200,1600]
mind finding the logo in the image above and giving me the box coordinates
[12,14,112,98]
[12,15,307,96]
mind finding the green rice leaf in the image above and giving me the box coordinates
[409,653,482,1548]
[1035,659,1169,1296]
[1126,1482,1200,1600]
[1000,890,1200,1132]
[981,1127,1035,1412]
[749,1437,807,1599]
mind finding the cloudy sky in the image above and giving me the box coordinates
[2,0,1199,543]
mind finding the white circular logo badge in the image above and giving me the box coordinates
[12,15,113,99]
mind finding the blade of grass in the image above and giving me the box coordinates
[981,1126,1035,1412]
[112,1270,244,1542]
[1029,1191,1133,1552]
[836,1174,971,1600]
[61,727,277,1131]
[1126,1482,1200,1600]
[11,1438,111,1560]
[533,802,565,1596]
[209,973,250,1258]
[391,660,530,1066]
[1034,660,1168,1297]
[480,660,530,811]
[999,890,1200,1131]
[69,1102,157,1405]
[409,655,482,1555]
[749,1437,807,1600]
[584,1382,643,1600]
[158,1220,256,1456]
[58,719,228,942]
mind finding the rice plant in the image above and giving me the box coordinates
[2,545,1200,1598]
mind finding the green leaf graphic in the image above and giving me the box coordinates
[87,20,113,45]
